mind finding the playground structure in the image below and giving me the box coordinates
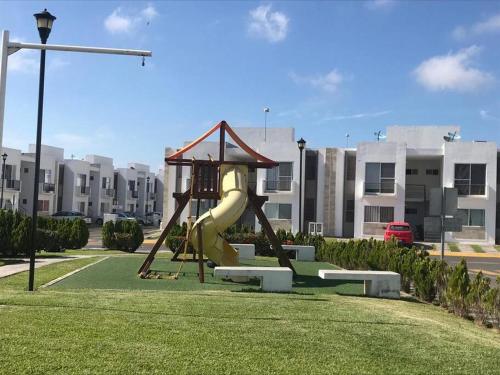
[138,121,295,281]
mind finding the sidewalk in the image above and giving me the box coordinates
[0,256,91,279]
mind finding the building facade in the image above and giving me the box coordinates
[162,125,499,245]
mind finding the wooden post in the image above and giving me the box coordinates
[138,190,190,277]
[197,224,205,283]
[247,188,296,275]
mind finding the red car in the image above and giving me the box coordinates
[384,221,414,245]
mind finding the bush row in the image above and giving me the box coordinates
[317,238,500,329]
[102,220,144,252]
[0,209,89,256]
[164,224,326,258]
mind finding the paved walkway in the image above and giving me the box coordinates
[0,256,91,279]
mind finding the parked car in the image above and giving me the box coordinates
[144,211,162,226]
[383,221,414,245]
[95,217,104,226]
[123,212,145,225]
[52,211,92,224]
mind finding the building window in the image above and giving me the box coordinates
[37,200,49,212]
[426,169,439,176]
[265,162,293,191]
[364,206,394,223]
[345,156,356,181]
[128,180,136,191]
[78,202,85,214]
[102,177,111,189]
[24,168,29,173]
[406,169,418,175]
[405,207,418,215]
[456,209,485,227]
[264,203,292,220]
[22,198,27,204]
[365,163,395,194]
[77,174,87,187]
[454,164,486,196]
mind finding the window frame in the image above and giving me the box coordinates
[365,162,395,194]
[454,163,486,196]
[364,205,394,223]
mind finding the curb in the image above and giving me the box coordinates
[39,256,110,288]
[428,251,500,259]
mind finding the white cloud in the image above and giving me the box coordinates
[290,70,343,93]
[413,46,493,93]
[104,4,158,34]
[322,110,391,122]
[248,5,289,43]
[453,13,500,40]
[365,0,396,10]
[479,109,500,121]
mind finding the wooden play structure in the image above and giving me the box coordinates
[138,121,295,281]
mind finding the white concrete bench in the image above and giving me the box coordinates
[318,270,401,299]
[281,245,315,261]
[230,243,255,260]
[214,267,293,292]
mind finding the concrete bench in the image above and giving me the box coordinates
[214,267,293,292]
[318,270,400,299]
[230,244,255,260]
[281,245,315,261]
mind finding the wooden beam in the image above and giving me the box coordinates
[197,224,205,283]
[247,188,296,275]
[137,190,191,277]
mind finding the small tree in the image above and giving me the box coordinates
[102,221,116,248]
[446,259,470,317]
[11,216,32,256]
[69,219,89,249]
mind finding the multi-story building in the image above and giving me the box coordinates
[60,159,92,215]
[162,125,499,245]
[86,155,115,221]
[0,146,22,211]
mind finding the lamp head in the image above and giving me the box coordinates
[34,9,56,43]
[1,153,7,162]
[297,137,306,151]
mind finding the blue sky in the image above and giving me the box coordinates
[1,1,500,171]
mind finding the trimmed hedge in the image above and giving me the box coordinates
[102,220,144,252]
[0,210,89,255]
[318,238,500,329]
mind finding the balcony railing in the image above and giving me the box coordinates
[40,183,55,193]
[263,179,292,192]
[364,181,395,194]
[75,186,90,196]
[101,188,115,198]
[454,183,485,196]
[127,190,138,199]
[4,179,21,191]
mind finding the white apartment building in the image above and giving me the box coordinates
[0,141,162,222]
[162,125,499,245]
[163,128,304,233]
[0,146,22,211]
[20,144,63,216]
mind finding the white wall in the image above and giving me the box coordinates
[443,141,497,244]
[354,142,406,238]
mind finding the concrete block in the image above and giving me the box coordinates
[319,270,400,299]
[214,266,293,292]
[282,245,315,261]
[231,243,255,260]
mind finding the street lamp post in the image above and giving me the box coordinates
[297,138,306,233]
[146,176,150,225]
[0,152,7,209]
[28,9,56,292]
[263,107,270,142]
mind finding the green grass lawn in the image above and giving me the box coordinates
[0,254,499,374]
[471,244,485,253]
[448,243,460,252]
[0,287,499,374]
[51,256,362,296]
[0,257,100,290]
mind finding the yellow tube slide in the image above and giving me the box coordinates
[189,164,248,266]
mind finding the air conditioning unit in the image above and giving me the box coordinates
[308,222,323,236]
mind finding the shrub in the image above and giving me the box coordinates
[446,259,470,317]
[69,219,89,249]
[11,216,32,256]
[165,223,186,251]
[483,277,499,329]
[413,258,437,302]
[102,220,143,252]
[37,229,61,252]
[467,272,491,325]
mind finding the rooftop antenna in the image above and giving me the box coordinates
[374,130,386,142]
[263,107,270,142]
[443,131,461,142]
[70,154,74,159]
[345,133,350,148]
